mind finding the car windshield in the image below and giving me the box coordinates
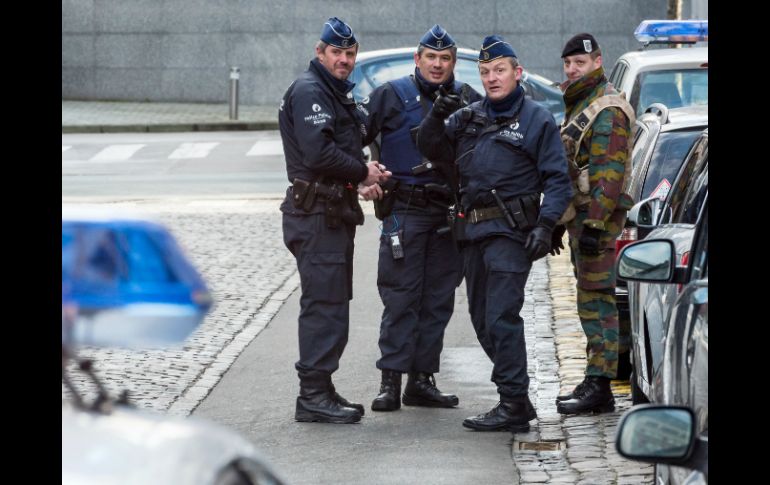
[353,55,484,99]
[642,129,702,200]
[631,68,708,116]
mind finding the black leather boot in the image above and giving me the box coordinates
[556,377,588,402]
[402,372,459,408]
[462,395,537,432]
[371,370,402,412]
[556,376,615,414]
[295,371,362,424]
[329,381,364,416]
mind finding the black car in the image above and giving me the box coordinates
[614,104,707,377]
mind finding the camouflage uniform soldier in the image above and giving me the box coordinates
[553,33,634,415]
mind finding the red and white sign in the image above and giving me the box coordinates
[650,178,671,200]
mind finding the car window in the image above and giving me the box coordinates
[630,68,708,116]
[631,123,651,168]
[641,129,701,200]
[454,58,484,94]
[609,61,628,89]
[662,133,708,224]
[360,57,415,94]
[688,202,708,281]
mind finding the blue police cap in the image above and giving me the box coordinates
[320,17,358,49]
[419,24,455,51]
[478,35,517,63]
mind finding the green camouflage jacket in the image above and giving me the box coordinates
[562,67,634,231]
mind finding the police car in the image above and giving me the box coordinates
[608,20,708,117]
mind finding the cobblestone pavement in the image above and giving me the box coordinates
[62,198,653,483]
[511,250,654,484]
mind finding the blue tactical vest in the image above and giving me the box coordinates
[380,77,465,186]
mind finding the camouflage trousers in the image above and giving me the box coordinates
[566,208,626,379]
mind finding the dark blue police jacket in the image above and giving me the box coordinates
[362,76,480,186]
[278,59,368,214]
[418,94,573,241]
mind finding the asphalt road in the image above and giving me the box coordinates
[193,216,520,485]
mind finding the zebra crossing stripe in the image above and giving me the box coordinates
[247,140,283,156]
[168,142,220,159]
[90,144,146,161]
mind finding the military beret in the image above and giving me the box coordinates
[321,17,358,49]
[420,24,455,51]
[561,33,599,57]
[479,35,517,63]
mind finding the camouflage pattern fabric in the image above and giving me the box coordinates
[562,66,632,378]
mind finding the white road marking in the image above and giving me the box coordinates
[62,146,72,153]
[90,144,146,161]
[168,142,220,159]
[246,140,283,156]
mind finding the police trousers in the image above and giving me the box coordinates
[464,234,532,398]
[283,212,356,375]
[376,199,463,373]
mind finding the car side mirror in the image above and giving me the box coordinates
[617,239,675,282]
[627,196,664,239]
[616,405,708,476]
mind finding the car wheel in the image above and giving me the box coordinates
[630,371,649,405]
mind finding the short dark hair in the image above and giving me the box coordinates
[316,40,359,54]
[417,43,457,60]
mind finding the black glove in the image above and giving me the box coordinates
[578,226,603,255]
[525,224,553,262]
[431,86,462,119]
[549,225,567,256]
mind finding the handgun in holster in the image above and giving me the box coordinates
[315,182,343,229]
[373,178,400,220]
[447,204,469,247]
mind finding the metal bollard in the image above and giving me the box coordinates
[229,66,240,120]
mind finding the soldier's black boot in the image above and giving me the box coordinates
[371,370,402,412]
[329,380,365,416]
[462,395,537,432]
[556,376,615,414]
[402,372,459,408]
[295,371,362,424]
[556,376,588,402]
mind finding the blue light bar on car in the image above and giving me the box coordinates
[634,20,708,44]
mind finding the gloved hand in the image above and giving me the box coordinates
[431,86,462,119]
[549,225,567,256]
[525,224,553,262]
[578,226,603,255]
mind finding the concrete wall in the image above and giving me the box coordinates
[62,0,667,105]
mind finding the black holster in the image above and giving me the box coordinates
[292,178,318,212]
[340,186,365,226]
[506,194,540,231]
[373,179,399,220]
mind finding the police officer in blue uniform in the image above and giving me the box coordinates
[417,36,573,431]
[279,17,391,424]
[358,25,483,413]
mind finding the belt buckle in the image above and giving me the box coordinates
[468,209,479,224]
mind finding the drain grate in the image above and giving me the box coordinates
[517,441,564,451]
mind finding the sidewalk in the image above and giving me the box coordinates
[62,100,279,133]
